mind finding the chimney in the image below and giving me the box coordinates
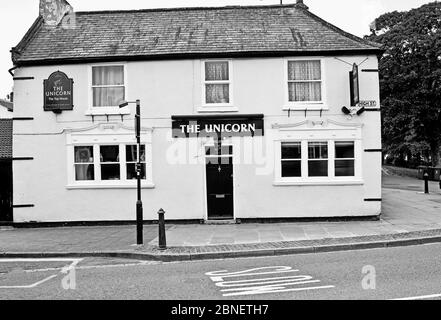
[39,0,73,26]
[295,0,309,10]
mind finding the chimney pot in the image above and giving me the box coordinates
[39,0,73,26]
[295,0,309,10]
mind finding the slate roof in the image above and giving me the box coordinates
[0,119,12,159]
[12,4,383,66]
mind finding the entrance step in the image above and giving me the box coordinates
[205,219,236,225]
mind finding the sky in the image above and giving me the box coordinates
[0,0,434,98]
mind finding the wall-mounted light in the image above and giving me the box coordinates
[342,106,351,115]
[356,107,366,116]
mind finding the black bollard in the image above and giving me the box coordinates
[158,208,167,250]
[424,173,429,194]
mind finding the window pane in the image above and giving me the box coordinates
[75,164,94,181]
[206,84,230,104]
[126,163,146,180]
[74,146,93,163]
[282,160,301,177]
[92,66,124,86]
[93,87,125,107]
[101,164,120,180]
[288,61,321,81]
[282,143,301,159]
[308,142,328,159]
[335,160,355,177]
[308,161,328,177]
[335,142,354,159]
[205,62,229,81]
[289,82,321,102]
[126,145,146,162]
[100,146,119,162]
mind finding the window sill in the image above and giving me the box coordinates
[198,106,238,113]
[273,180,364,186]
[85,107,131,116]
[66,183,155,190]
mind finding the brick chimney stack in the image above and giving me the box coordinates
[39,0,73,26]
[295,0,309,10]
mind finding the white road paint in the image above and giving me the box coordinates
[0,275,58,289]
[0,258,83,289]
[392,293,441,300]
[23,261,157,273]
[206,266,299,282]
[206,266,335,297]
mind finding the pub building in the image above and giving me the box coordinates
[8,0,383,224]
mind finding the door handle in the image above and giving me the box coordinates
[215,194,226,199]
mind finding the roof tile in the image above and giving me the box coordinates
[13,4,382,65]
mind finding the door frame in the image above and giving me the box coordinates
[202,139,236,221]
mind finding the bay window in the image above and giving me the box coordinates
[67,124,153,189]
[70,143,152,188]
[276,139,359,184]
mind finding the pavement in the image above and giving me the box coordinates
[1,171,441,261]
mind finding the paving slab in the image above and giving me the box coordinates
[1,173,441,261]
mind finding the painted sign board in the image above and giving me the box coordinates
[172,114,264,138]
[350,63,360,107]
[43,71,74,111]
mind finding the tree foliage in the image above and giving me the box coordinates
[366,2,441,166]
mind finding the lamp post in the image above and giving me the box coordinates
[119,99,143,245]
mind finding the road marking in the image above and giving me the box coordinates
[24,261,157,273]
[0,275,58,289]
[392,293,441,300]
[0,258,83,289]
[206,266,299,281]
[206,266,334,297]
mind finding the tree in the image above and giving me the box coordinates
[366,2,441,167]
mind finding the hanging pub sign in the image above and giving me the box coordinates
[349,63,360,107]
[172,114,264,138]
[43,71,74,112]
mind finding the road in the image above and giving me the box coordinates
[1,243,441,300]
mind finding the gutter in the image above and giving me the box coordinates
[13,48,385,68]
[8,66,18,77]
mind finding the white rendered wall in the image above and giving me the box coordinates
[12,55,381,222]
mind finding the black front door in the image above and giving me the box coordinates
[0,161,13,222]
[206,151,234,220]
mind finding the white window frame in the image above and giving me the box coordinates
[274,139,362,186]
[86,63,130,116]
[284,58,327,110]
[200,60,236,112]
[66,125,154,189]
